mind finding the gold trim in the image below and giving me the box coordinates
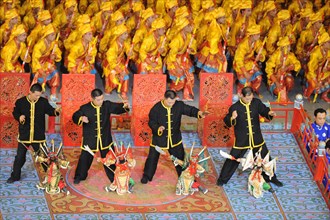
[78,116,83,126]
[231,117,236,126]
[150,140,182,150]
[233,141,265,149]
[157,128,163,136]
[96,106,102,151]
[29,99,35,142]
[91,101,97,108]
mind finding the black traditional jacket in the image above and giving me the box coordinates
[149,100,200,149]
[72,100,128,151]
[13,96,58,143]
[224,98,273,149]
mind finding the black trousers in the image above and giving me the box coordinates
[10,142,47,180]
[74,148,115,183]
[217,144,277,184]
[142,143,185,181]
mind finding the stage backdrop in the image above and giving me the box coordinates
[60,74,95,146]
[198,72,234,147]
[0,73,30,148]
[131,74,166,146]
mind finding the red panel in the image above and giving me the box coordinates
[198,73,234,147]
[0,116,18,148]
[198,115,234,147]
[0,73,29,148]
[60,74,95,146]
[60,74,95,104]
[61,115,83,147]
[199,72,233,108]
[0,73,30,117]
[131,75,166,146]
[132,74,166,107]
[131,113,151,146]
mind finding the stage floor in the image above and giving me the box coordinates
[1,131,329,220]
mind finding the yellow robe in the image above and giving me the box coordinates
[307,47,330,83]
[266,23,294,55]
[266,49,301,85]
[0,39,29,72]
[139,31,166,72]
[32,39,62,73]
[67,37,97,73]
[234,37,266,75]
[296,26,326,59]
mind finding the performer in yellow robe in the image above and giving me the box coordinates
[131,8,157,65]
[64,14,91,51]
[265,10,294,56]
[125,1,144,36]
[166,17,196,101]
[85,0,108,17]
[138,18,167,74]
[0,0,15,24]
[229,1,255,48]
[251,0,274,23]
[31,25,62,101]
[304,32,330,103]
[292,9,313,40]
[162,0,179,28]
[195,7,228,73]
[91,2,113,42]
[288,0,313,24]
[53,0,80,42]
[234,24,267,94]
[22,0,44,31]
[67,25,97,74]
[98,10,126,62]
[0,9,20,48]
[258,1,277,41]
[0,24,29,73]
[296,12,326,75]
[103,25,131,99]
[27,10,52,51]
[266,36,301,103]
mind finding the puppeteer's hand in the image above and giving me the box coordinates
[231,110,238,120]
[198,111,209,118]
[19,115,25,124]
[82,116,89,123]
[268,111,276,117]
[55,107,61,113]
[123,101,130,109]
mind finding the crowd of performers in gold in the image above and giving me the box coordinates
[0,0,329,103]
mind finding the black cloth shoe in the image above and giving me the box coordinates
[216,179,224,186]
[73,179,81,185]
[271,178,283,187]
[141,175,149,184]
[6,177,18,184]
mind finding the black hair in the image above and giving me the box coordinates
[30,83,42,93]
[326,140,330,150]
[164,90,177,99]
[242,86,253,97]
[91,89,103,98]
[314,108,326,117]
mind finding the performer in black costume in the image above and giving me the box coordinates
[7,83,61,183]
[72,89,129,184]
[141,90,207,184]
[216,86,283,187]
